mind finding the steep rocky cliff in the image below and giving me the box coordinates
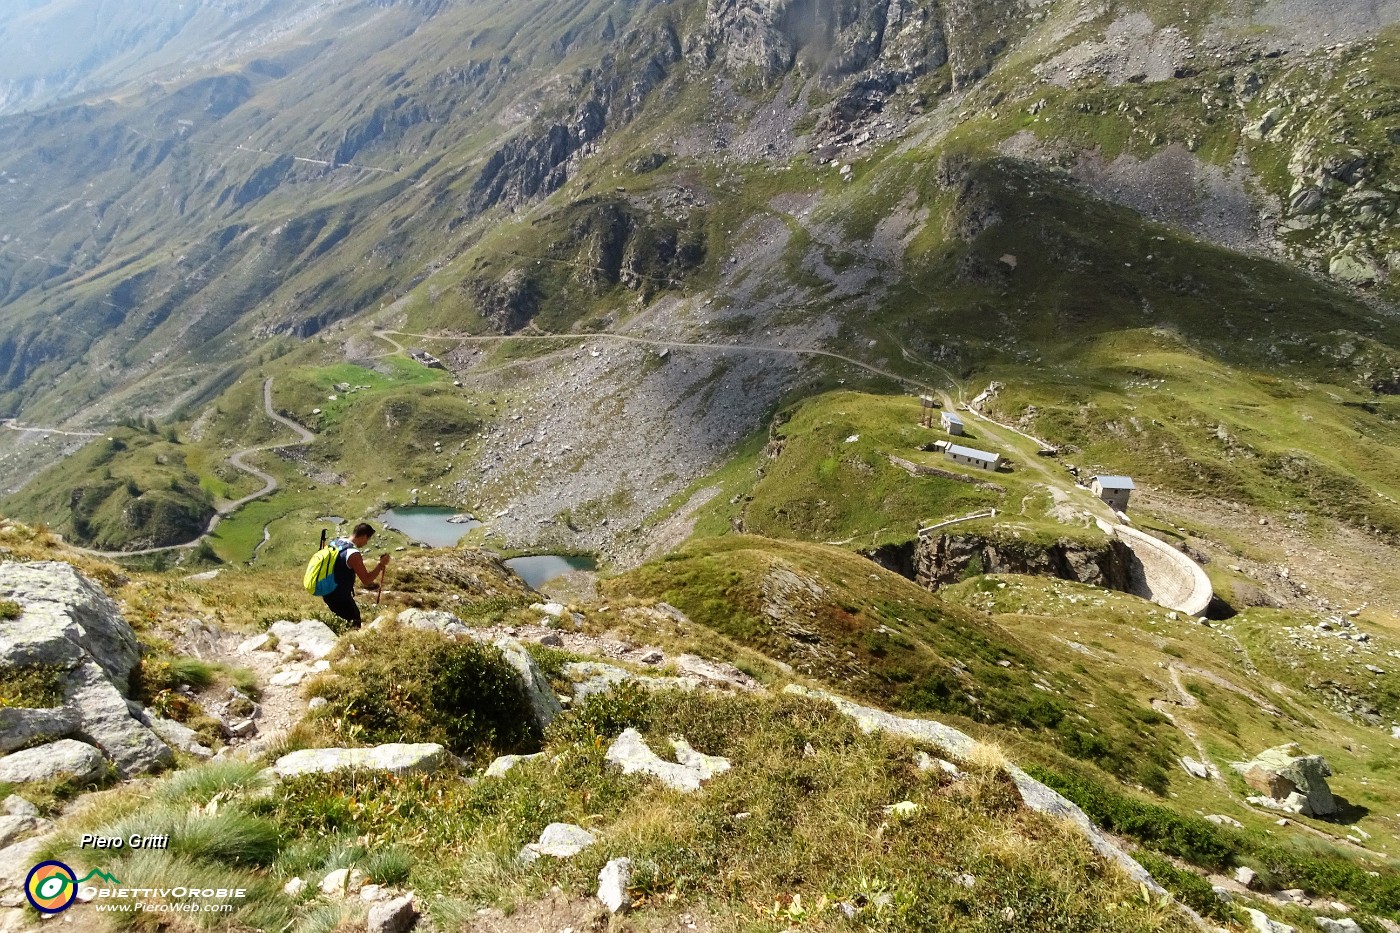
[871,531,1134,592]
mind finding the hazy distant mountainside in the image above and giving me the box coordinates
[0,0,332,114]
[1,0,1397,431]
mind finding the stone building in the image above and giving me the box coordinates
[1091,475,1135,511]
[944,443,1001,472]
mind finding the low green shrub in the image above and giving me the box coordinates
[1025,765,1237,869]
[1247,842,1400,919]
[1136,853,1232,921]
[547,681,656,746]
[0,599,22,620]
[311,625,536,759]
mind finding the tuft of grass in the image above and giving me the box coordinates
[93,805,281,867]
[0,599,22,620]
[154,760,271,805]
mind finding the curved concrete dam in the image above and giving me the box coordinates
[1105,523,1213,617]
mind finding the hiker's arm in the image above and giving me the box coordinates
[347,552,381,586]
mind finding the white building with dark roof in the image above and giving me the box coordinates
[940,410,965,435]
[1091,475,1135,511]
[944,443,1001,472]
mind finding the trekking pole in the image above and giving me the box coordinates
[376,560,388,607]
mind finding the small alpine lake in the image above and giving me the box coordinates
[377,506,481,548]
[504,554,597,588]
[376,507,594,586]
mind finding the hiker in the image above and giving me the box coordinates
[322,522,389,626]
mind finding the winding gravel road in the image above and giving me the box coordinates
[72,378,312,558]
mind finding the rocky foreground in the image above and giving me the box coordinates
[0,558,1382,932]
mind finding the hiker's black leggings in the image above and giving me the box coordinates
[322,588,361,626]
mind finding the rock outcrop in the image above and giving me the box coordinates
[0,561,172,777]
[0,739,105,784]
[272,743,452,778]
[908,532,1134,591]
[491,637,564,733]
[605,728,731,792]
[519,822,595,863]
[0,561,140,682]
[1233,744,1338,818]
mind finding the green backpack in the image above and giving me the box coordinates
[303,539,346,596]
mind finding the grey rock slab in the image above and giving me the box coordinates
[1316,919,1362,933]
[398,608,467,635]
[519,823,595,863]
[783,684,976,758]
[268,619,339,660]
[144,711,202,753]
[0,798,37,819]
[670,738,732,782]
[67,661,172,777]
[0,739,104,783]
[0,705,78,755]
[605,728,730,793]
[563,661,702,700]
[492,637,563,732]
[0,561,140,684]
[597,857,633,914]
[0,817,39,850]
[368,892,418,933]
[673,654,761,691]
[1180,756,1211,779]
[0,832,54,888]
[484,753,544,778]
[272,743,449,778]
[1246,908,1294,933]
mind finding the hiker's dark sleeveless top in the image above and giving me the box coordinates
[330,539,360,592]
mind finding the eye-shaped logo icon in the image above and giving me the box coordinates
[25,861,78,914]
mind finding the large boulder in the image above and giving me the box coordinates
[0,739,105,784]
[1233,744,1337,818]
[0,706,79,755]
[0,561,140,683]
[491,637,563,733]
[268,619,339,660]
[66,661,174,776]
[0,562,172,777]
[272,743,451,778]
